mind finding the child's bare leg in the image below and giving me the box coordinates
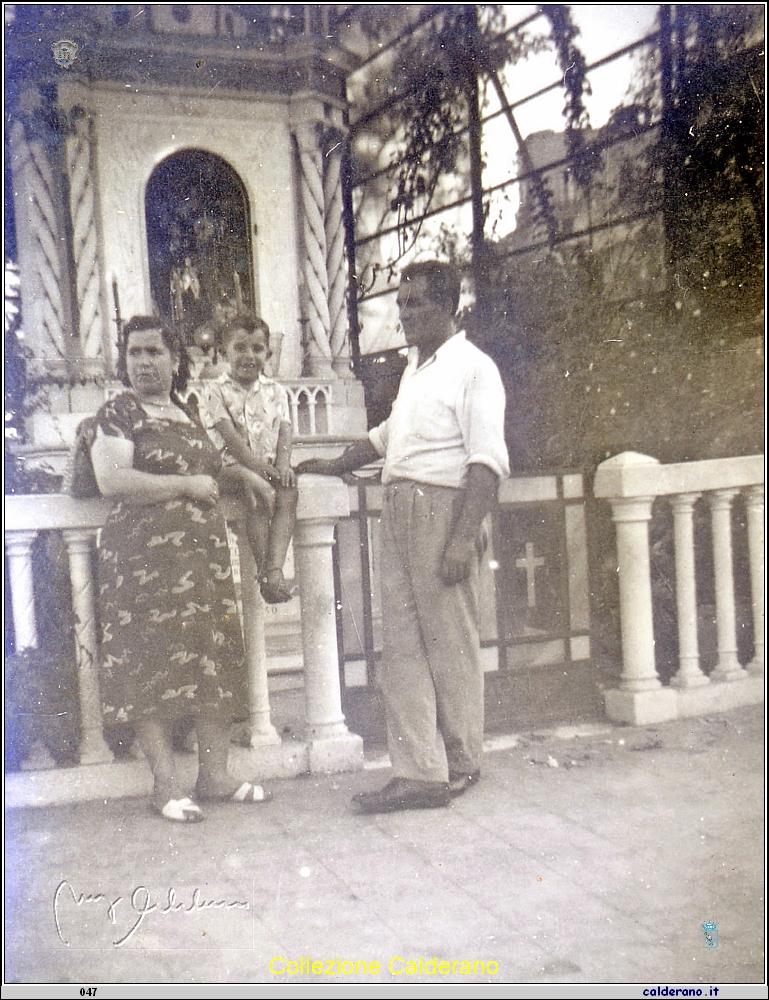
[266,484,298,574]
[261,484,298,603]
[220,466,273,570]
[218,464,247,497]
[220,464,273,509]
[245,496,271,572]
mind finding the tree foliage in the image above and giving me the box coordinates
[660,4,764,317]
[468,5,764,473]
[351,5,561,260]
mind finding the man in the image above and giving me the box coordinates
[296,261,509,813]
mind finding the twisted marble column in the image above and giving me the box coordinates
[323,129,349,375]
[66,108,104,363]
[9,119,67,362]
[295,123,333,377]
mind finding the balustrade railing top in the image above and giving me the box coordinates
[594,451,764,726]
[594,451,763,498]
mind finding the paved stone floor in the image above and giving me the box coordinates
[4,705,765,986]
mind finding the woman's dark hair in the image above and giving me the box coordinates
[217,313,271,352]
[116,316,191,399]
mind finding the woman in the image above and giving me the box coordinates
[91,316,270,822]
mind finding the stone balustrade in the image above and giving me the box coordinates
[271,377,366,439]
[594,452,764,724]
[5,477,362,807]
[284,380,332,436]
[187,377,334,437]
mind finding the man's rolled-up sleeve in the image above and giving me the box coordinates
[368,418,389,458]
[457,362,510,481]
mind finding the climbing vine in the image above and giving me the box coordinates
[355,4,594,259]
[379,6,553,255]
[538,4,593,190]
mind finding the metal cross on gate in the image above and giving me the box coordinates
[516,541,545,608]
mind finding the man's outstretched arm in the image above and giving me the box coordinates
[295,439,381,478]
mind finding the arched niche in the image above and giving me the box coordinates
[145,149,254,344]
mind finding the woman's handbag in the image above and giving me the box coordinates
[63,416,101,499]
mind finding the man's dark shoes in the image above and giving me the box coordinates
[448,769,481,797]
[352,777,450,814]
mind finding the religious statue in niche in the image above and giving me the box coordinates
[145,149,254,355]
[170,257,201,329]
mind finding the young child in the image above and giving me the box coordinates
[201,314,298,603]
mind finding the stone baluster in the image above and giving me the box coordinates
[594,453,677,724]
[233,523,280,746]
[286,387,300,435]
[743,485,764,676]
[5,531,40,652]
[708,489,747,681]
[670,493,709,688]
[62,529,113,764]
[295,122,333,378]
[6,531,52,771]
[294,476,363,772]
[608,496,660,692]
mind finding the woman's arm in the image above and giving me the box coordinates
[91,432,219,507]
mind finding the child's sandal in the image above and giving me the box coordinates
[259,569,294,604]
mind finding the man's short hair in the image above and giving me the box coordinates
[400,260,461,316]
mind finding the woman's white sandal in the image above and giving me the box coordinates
[152,796,204,823]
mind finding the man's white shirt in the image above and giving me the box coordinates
[369,331,510,488]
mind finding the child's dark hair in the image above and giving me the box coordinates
[218,313,271,352]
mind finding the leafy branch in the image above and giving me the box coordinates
[538,4,593,190]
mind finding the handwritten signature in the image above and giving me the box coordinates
[53,880,250,947]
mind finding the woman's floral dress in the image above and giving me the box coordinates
[95,392,245,724]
